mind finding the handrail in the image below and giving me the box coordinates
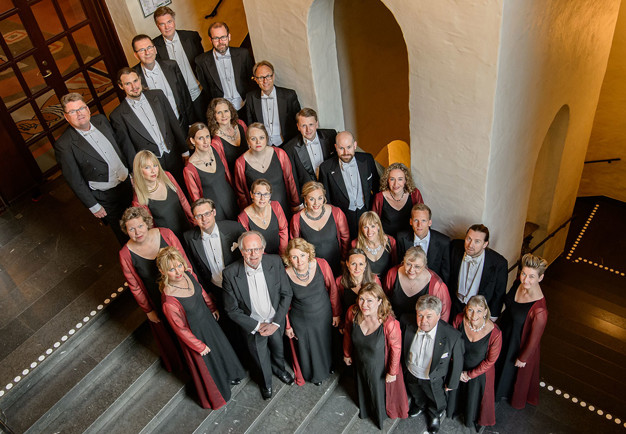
[584,158,621,164]
[507,214,576,273]
[205,0,224,19]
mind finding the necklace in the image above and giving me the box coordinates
[250,149,271,169]
[389,190,405,201]
[293,264,310,281]
[219,126,238,142]
[169,277,190,291]
[194,151,214,168]
[148,181,159,194]
[365,243,383,255]
[468,319,487,332]
[304,206,325,221]
[252,206,268,225]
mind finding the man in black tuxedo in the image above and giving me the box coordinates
[448,224,508,321]
[396,203,450,283]
[152,6,206,124]
[194,21,254,122]
[282,108,337,193]
[183,198,244,304]
[110,67,188,191]
[403,295,463,433]
[132,34,192,133]
[222,231,294,400]
[245,60,301,147]
[54,92,134,244]
[318,131,380,238]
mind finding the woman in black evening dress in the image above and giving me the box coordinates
[282,238,340,385]
[131,150,194,242]
[159,246,245,409]
[207,97,247,176]
[336,249,381,326]
[290,181,349,277]
[352,211,397,279]
[183,122,238,220]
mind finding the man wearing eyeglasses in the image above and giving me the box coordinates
[222,231,294,400]
[53,92,134,244]
[245,60,301,147]
[152,6,206,124]
[132,34,192,134]
[195,22,254,122]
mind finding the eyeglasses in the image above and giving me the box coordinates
[135,45,156,54]
[254,74,273,82]
[66,106,89,116]
[242,247,263,254]
[211,35,229,42]
[252,192,271,198]
[194,211,213,220]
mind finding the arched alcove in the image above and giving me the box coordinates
[525,104,570,258]
[333,0,409,157]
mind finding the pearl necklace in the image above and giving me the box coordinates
[293,265,310,281]
[304,206,325,221]
[468,319,487,333]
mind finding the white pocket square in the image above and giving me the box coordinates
[366,174,372,180]
[441,352,449,359]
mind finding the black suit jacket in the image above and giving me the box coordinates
[448,239,508,316]
[153,30,204,73]
[195,47,254,102]
[109,89,187,163]
[183,221,245,296]
[245,86,301,145]
[283,129,337,193]
[402,317,463,393]
[53,114,134,210]
[318,153,380,212]
[396,229,451,283]
[133,60,193,129]
[222,255,293,334]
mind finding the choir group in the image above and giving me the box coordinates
[53,7,549,433]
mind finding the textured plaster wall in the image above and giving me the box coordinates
[105,0,248,67]
[579,2,626,202]
[486,0,621,265]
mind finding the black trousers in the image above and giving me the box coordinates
[405,370,447,418]
[92,178,133,245]
[344,207,367,240]
[190,90,209,125]
[245,327,286,389]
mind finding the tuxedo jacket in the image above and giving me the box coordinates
[133,60,193,129]
[448,239,508,316]
[245,86,301,145]
[222,255,293,334]
[195,47,254,102]
[396,228,451,283]
[109,89,187,162]
[183,221,244,295]
[282,128,337,193]
[153,30,204,73]
[53,114,134,210]
[402,317,463,393]
[318,153,380,212]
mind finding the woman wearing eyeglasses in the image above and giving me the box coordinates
[183,122,239,221]
[233,123,300,220]
[237,179,288,255]
[383,246,450,323]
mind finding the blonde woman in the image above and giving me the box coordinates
[132,150,194,241]
[352,211,397,279]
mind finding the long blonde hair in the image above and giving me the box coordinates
[356,211,391,253]
[156,246,190,291]
[132,150,176,205]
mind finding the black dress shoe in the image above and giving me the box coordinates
[261,387,272,400]
[230,378,242,385]
[276,371,294,385]
[313,381,322,386]
[428,416,441,433]
[408,403,425,418]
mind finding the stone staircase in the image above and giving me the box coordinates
[0,290,445,434]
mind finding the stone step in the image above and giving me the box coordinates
[25,321,157,434]
[3,290,145,433]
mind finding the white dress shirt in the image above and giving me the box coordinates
[164,31,201,100]
[261,87,282,146]
[127,94,169,157]
[214,48,243,110]
[244,263,277,333]
[304,133,324,177]
[142,62,179,118]
[457,250,486,304]
[201,224,225,288]
[413,230,431,254]
[408,323,438,380]
[340,158,364,210]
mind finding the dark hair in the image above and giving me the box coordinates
[131,34,152,52]
[190,198,215,215]
[116,67,137,85]
[153,6,175,22]
[206,97,239,134]
[208,21,230,38]
[186,122,209,150]
[341,248,376,289]
[296,108,318,123]
[466,224,490,243]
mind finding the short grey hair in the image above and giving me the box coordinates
[416,294,442,316]
[238,230,266,250]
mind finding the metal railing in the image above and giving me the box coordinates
[584,158,621,164]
